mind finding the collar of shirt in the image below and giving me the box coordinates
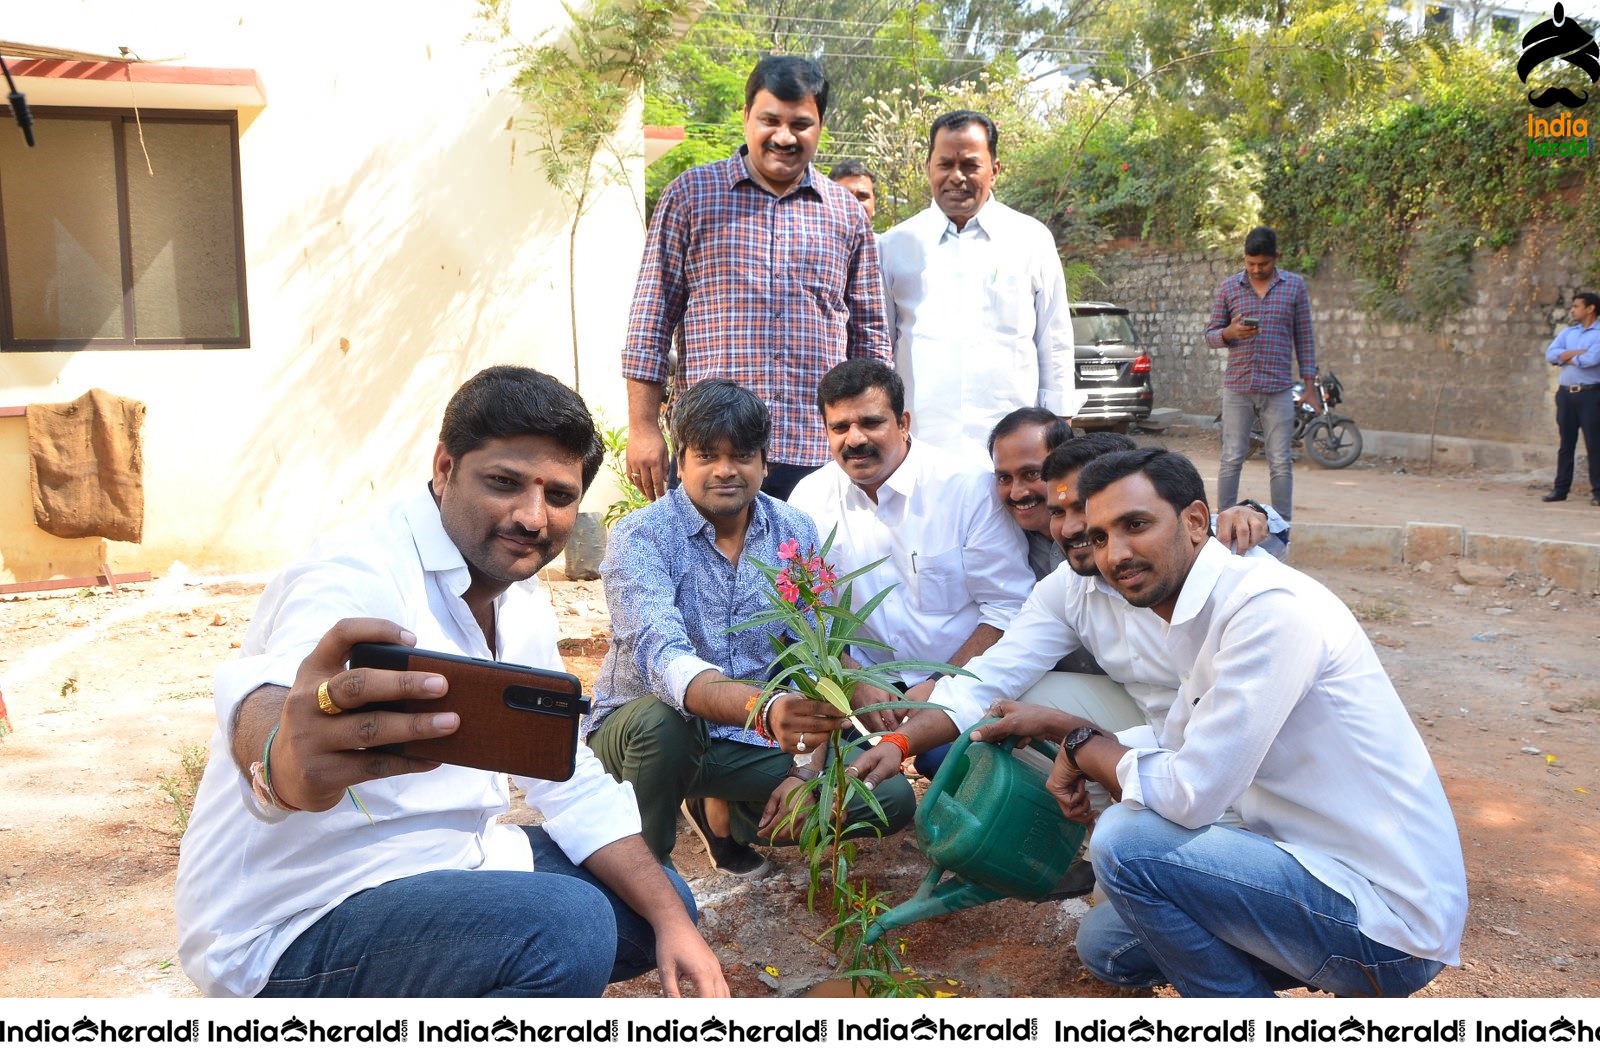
[727,145,820,199]
[1230,269,1286,297]
[1165,538,1232,628]
[401,483,473,598]
[836,436,931,512]
[666,482,777,550]
[935,193,1003,242]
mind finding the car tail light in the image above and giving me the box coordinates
[1131,354,1151,375]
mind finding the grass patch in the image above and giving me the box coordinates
[1348,597,1405,623]
[158,743,209,834]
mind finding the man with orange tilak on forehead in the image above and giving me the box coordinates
[176,367,726,999]
[852,433,1283,896]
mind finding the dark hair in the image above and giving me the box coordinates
[987,407,1073,456]
[439,365,603,489]
[1243,226,1278,257]
[1075,448,1208,518]
[829,158,876,186]
[1576,291,1600,312]
[670,378,771,458]
[927,109,999,160]
[745,55,829,121]
[816,359,904,419]
[1041,432,1135,481]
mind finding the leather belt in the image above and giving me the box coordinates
[1565,383,1600,393]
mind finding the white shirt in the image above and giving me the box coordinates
[880,197,1081,458]
[933,561,1182,744]
[175,488,641,998]
[788,439,1032,683]
[936,532,1278,739]
[1114,540,1468,963]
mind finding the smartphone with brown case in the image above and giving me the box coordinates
[348,642,589,781]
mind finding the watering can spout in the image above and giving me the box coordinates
[865,864,1007,943]
[873,719,1088,938]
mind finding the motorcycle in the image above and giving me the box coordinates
[1248,370,1364,469]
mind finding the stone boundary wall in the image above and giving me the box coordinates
[1093,230,1582,446]
[1291,521,1600,594]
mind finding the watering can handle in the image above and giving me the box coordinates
[923,718,1063,806]
[986,716,1063,763]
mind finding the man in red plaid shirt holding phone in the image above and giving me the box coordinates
[1205,225,1320,527]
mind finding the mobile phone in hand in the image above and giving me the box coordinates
[349,643,589,781]
[1240,316,1260,329]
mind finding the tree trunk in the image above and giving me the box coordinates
[569,185,588,393]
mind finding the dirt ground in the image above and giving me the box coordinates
[1,431,1597,998]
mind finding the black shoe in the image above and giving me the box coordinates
[1044,858,1096,900]
[1543,490,1569,502]
[680,799,772,879]
[1592,496,1600,507]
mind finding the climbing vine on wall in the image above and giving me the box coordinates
[1260,48,1585,324]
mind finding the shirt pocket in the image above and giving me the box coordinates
[787,215,851,304]
[984,273,1031,340]
[913,546,967,614]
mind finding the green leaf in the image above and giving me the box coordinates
[812,675,854,716]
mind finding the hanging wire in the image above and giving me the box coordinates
[1,54,37,146]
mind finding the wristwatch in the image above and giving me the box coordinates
[1237,498,1268,517]
[1063,726,1103,771]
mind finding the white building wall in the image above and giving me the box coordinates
[0,0,642,579]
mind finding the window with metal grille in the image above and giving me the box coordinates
[0,107,248,350]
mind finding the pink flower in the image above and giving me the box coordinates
[1120,161,1129,172]
[817,566,838,595]
[777,538,801,562]
[776,571,800,604]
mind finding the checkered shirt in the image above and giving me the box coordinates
[1204,269,1318,393]
[622,148,890,466]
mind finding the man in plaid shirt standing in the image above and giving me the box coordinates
[1205,226,1321,524]
[622,56,891,502]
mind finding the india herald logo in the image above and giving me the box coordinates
[1520,3,1600,108]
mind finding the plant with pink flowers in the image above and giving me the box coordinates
[732,532,968,996]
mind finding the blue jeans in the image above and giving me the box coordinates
[1217,387,1296,521]
[257,825,695,997]
[1077,804,1444,998]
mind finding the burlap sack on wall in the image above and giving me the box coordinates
[27,389,147,542]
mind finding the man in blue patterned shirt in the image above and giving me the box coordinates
[1205,226,1320,523]
[588,379,915,879]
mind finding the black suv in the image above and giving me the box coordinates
[1070,301,1152,431]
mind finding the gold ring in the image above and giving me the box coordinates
[316,680,341,716]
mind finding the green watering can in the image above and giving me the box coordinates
[865,718,1088,942]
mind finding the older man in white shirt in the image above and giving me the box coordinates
[788,358,1033,725]
[879,109,1080,459]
